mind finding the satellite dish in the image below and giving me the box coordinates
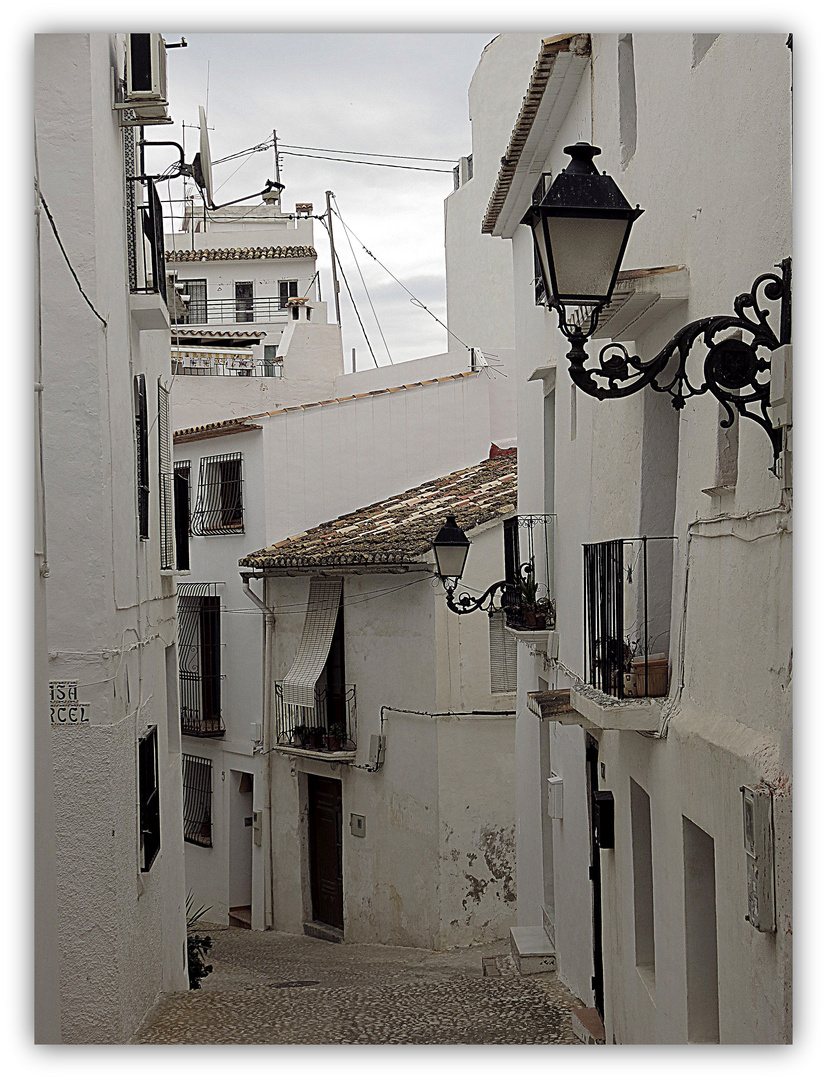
[191,105,215,208]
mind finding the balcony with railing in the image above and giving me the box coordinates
[275,683,357,757]
[126,172,168,327]
[569,535,675,731]
[172,297,291,326]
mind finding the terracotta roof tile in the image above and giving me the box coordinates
[239,452,517,571]
[166,246,316,263]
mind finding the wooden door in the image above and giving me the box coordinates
[586,735,605,1018]
[308,775,343,930]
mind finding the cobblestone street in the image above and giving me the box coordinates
[133,924,585,1045]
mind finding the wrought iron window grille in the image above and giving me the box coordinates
[275,682,357,752]
[583,536,675,700]
[178,583,225,737]
[138,726,161,872]
[502,515,556,631]
[182,753,213,846]
[191,452,244,535]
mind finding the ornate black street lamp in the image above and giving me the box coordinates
[432,515,533,617]
[522,142,791,463]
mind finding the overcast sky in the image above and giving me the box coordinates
[153,32,497,369]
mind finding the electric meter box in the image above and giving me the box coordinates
[252,809,262,847]
[741,785,776,932]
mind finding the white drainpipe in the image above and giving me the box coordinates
[240,572,275,930]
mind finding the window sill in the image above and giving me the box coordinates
[567,684,665,732]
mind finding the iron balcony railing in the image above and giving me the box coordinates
[172,297,292,325]
[275,682,357,752]
[172,359,284,378]
[583,536,675,700]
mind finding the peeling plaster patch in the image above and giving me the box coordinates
[468,852,478,865]
[479,824,517,903]
[463,874,488,910]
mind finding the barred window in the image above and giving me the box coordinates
[158,381,174,569]
[182,753,213,846]
[181,278,207,323]
[134,374,149,540]
[178,583,224,737]
[174,461,191,570]
[138,726,161,871]
[191,453,244,535]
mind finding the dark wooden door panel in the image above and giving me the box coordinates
[308,775,343,930]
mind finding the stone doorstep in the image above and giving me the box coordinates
[571,1006,605,1045]
[228,906,252,929]
[303,920,344,944]
[510,925,556,975]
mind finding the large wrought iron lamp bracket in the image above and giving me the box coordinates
[555,258,791,464]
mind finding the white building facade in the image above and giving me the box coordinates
[35,33,189,1042]
[478,32,792,1043]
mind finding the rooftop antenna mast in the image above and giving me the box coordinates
[273,130,282,210]
[326,190,342,326]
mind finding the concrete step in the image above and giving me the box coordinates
[509,925,556,975]
[571,1006,605,1044]
[303,920,344,944]
[228,906,251,929]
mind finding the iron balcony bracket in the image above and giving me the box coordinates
[444,578,511,616]
[555,258,791,464]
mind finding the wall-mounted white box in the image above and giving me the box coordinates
[547,773,564,819]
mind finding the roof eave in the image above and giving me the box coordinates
[482,34,592,240]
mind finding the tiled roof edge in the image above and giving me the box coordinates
[481,34,591,236]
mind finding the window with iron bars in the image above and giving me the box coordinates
[178,583,224,737]
[191,453,244,535]
[134,374,149,540]
[138,726,161,872]
[182,753,213,846]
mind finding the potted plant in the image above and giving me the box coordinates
[309,726,326,749]
[292,724,307,748]
[327,721,347,751]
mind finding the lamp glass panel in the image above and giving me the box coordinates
[532,217,554,299]
[545,216,629,301]
[434,543,469,579]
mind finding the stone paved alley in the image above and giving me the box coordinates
[133,924,585,1045]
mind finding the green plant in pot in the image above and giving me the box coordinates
[186,892,214,990]
[327,721,347,751]
[292,724,307,748]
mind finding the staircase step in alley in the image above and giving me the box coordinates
[510,926,556,975]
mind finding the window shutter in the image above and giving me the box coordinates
[134,375,149,539]
[158,381,174,569]
[489,610,517,694]
[138,727,161,872]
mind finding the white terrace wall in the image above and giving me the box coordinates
[36,33,188,1042]
[260,371,496,544]
[266,521,516,949]
[496,32,791,1041]
[444,33,542,361]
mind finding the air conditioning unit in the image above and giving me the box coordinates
[125,33,168,104]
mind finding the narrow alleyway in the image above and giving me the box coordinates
[133,923,585,1044]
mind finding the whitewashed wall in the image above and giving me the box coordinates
[36,33,188,1042]
[265,522,516,949]
[495,32,792,1042]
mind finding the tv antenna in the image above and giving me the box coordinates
[138,104,284,210]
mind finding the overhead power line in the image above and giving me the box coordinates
[211,135,456,173]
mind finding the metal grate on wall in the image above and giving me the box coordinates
[182,752,213,846]
[191,452,244,535]
[178,582,225,737]
[134,374,149,540]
